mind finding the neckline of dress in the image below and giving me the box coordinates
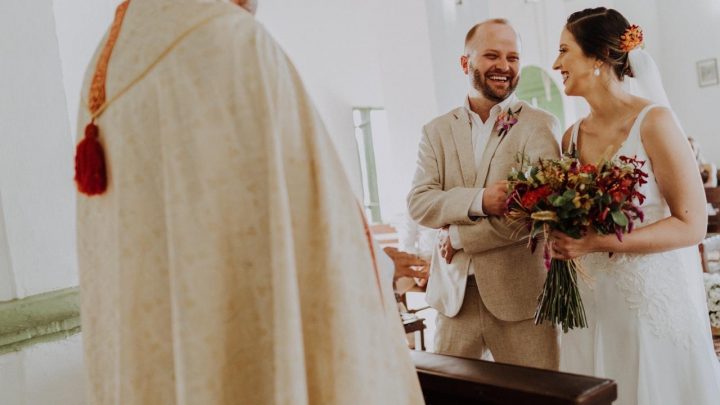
[572,104,657,165]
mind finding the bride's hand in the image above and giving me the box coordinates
[549,230,603,260]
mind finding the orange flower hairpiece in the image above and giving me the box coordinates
[620,24,643,52]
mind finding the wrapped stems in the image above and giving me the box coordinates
[534,258,588,333]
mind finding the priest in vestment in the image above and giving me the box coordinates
[75,0,423,403]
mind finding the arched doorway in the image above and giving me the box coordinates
[516,65,565,126]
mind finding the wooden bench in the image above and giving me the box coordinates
[706,187,720,234]
[412,351,617,405]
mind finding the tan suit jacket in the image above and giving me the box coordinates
[408,101,561,321]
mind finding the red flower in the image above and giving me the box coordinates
[611,190,625,203]
[521,185,552,209]
[580,164,596,174]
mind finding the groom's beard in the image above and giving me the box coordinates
[471,65,519,103]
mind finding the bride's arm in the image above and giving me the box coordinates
[551,107,707,258]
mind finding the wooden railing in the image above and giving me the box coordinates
[412,351,617,405]
[706,187,720,234]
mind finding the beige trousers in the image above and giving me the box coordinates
[434,276,560,370]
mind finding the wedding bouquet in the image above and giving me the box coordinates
[703,273,720,330]
[505,154,648,332]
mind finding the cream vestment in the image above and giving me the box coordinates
[76,1,422,403]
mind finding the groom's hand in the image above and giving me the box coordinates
[438,226,457,264]
[482,180,509,216]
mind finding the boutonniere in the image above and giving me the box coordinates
[496,106,522,137]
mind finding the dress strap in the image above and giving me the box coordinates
[567,120,582,156]
[628,104,660,137]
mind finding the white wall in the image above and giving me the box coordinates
[0,335,85,405]
[0,0,81,299]
[0,194,17,300]
[257,0,441,221]
[372,0,439,221]
[53,0,120,140]
[424,0,489,115]
[656,0,720,163]
[0,0,110,402]
[257,0,387,199]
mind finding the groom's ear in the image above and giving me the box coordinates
[460,55,469,74]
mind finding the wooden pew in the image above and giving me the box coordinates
[706,187,720,234]
[412,351,617,405]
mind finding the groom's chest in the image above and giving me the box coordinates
[437,119,526,188]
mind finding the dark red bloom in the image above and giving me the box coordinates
[521,185,552,209]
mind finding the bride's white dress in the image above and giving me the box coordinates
[561,104,720,405]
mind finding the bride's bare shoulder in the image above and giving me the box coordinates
[641,106,678,140]
[639,106,687,162]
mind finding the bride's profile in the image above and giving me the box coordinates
[550,7,720,405]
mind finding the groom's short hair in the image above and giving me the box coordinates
[465,18,521,50]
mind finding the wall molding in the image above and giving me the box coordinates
[0,287,80,355]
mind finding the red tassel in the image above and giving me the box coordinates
[74,122,108,196]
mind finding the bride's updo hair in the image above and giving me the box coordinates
[566,7,634,80]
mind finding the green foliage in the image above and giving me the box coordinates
[611,210,629,227]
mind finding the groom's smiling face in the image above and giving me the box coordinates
[462,22,521,103]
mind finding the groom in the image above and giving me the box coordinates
[408,19,561,369]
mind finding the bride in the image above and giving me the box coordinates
[549,7,720,405]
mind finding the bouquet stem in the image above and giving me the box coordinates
[534,258,588,333]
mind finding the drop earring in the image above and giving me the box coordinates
[593,67,600,77]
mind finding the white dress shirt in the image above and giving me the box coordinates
[449,94,518,256]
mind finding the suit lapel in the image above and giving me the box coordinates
[475,128,502,187]
[450,110,476,187]
[474,101,524,188]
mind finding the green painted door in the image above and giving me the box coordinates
[516,65,565,126]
